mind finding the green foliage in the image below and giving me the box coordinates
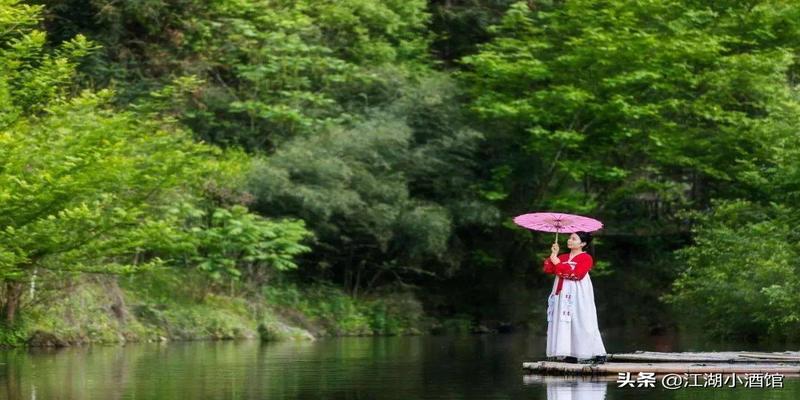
[437,316,473,335]
[0,92,208,276]
[246,116,442,287]
[0,322,27,346]
[429,0,518,64]
[185,0,431,147]
[248,73,492,291]
[258,316,314,341]
[461,0,800,221]
[13,0,800,341]
[25,279,137,344]
[0,2,313,328]
[8,274,266,345]
[263,283,424,335]
[1,0,74,122]
[177,203,312,283]
[156,294,256,340]
[664,200,800,338]
[0,4,211,286]
[20,0,492,329]
[450,0,800,336]
[41,0,432,149]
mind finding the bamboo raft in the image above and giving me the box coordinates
[523,351,800,376]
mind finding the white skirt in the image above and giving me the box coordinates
[546,273,606,358]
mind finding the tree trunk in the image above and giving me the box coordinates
[353,262,363,300]
[2,281,25,325]
[104,276,128,322]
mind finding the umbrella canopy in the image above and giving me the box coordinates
[513,212,602,242]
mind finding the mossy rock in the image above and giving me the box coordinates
[27,330,69,347]
[258,320,315,342]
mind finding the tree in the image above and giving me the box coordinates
[456,0,800,328]
[246,73,493,296]
[665,200,800,338]
[461,0,800,229]
[173,203,312,288]
[428,0,517,65]
[0,0,310,324]
[38,0,432,150]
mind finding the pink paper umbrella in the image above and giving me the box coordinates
[513,212,603,243]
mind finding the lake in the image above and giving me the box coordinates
[0,332,797,399]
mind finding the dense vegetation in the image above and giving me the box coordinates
[1,0,799,345]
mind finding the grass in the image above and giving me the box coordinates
[0,270,431,347]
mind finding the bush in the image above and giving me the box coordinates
[664,200,800,339]
[263,282,425,336]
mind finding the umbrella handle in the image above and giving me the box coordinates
[554,231,559,244]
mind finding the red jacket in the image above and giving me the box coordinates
[543,252,593,295]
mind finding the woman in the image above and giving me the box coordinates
[542,231,606,364]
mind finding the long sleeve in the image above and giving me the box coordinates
[543,254,568,274]
[543,257,556,274]
[555,253,593,280]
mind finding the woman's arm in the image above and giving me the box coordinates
[543,243,562,274]
[543,252,567,274]
[543,257,557,274]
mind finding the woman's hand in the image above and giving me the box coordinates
[549,242,560,265]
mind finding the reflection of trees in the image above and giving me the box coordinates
[2,337,613,399]
[1,349,23,400]
[0,339,369,398]
[0,339,410,399]
[0,345,143,399]
[254,337,425,398]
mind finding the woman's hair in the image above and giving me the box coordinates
[575,231,594,256]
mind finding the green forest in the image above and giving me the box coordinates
[1,0,799,347]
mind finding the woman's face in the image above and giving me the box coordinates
[567,233,585,250]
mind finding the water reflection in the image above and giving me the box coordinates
[1,335,798,399]
[524,375,608,400]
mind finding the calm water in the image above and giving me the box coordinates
[0,333,797,399]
